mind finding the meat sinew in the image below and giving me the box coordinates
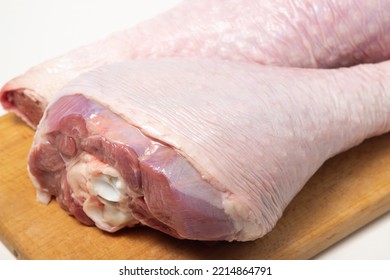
[2,0,390,128]
[28,57,390,241]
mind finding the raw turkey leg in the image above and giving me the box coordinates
[2,0,390,128]
[28,57,390,241]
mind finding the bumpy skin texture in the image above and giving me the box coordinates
[28,57,390,241]
[2,0,390,127]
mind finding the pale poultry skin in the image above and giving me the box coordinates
[28,57,390,241]
[2,0,390,127]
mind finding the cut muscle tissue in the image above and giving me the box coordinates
[28,57,390,241]
[2,0,390,128]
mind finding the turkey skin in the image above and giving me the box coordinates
[2,0,390,127]
[28,57,390,241]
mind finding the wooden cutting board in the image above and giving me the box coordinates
[1,113,390,260]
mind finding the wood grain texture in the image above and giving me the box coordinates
[0,113,389,259]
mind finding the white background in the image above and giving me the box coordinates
[0,0,389,260]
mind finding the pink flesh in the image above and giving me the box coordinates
[2,0,390,127]
[28,94,235,240]
[1,89,45,127]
